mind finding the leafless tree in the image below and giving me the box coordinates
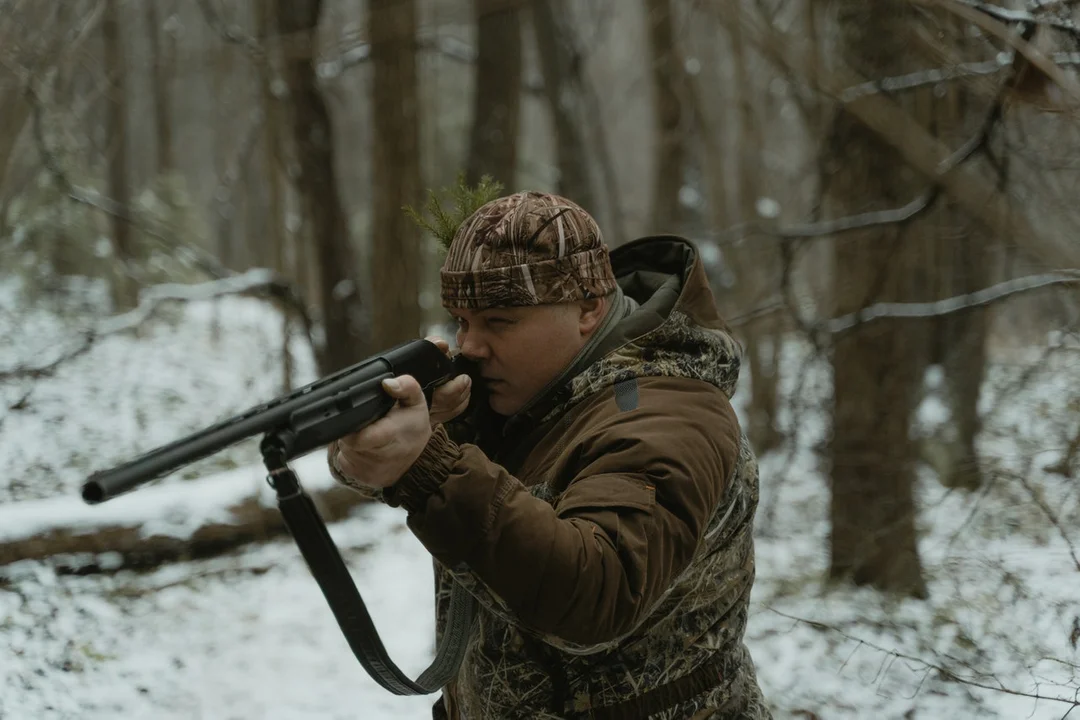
[103,0,136,309]
[267,0,365,373]
[370,0,424,350]
[466,0,522,189]
[531,0,600,215]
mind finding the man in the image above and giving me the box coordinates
[328,191,771,719]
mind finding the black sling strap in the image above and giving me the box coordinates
[262,437,475,696]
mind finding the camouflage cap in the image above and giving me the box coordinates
[440,191,618,309]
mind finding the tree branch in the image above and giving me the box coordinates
[838,58,1010,103]
[944,0,1080,35]
[827,272,1080,333]
[916,0,1080,107]
[0,270,317,383]
[739,1,1080,269]
[716,36,1021,247]
[1011,466,1080,573]
[728,272,1080,338]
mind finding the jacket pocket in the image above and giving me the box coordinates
[552,473,656,517]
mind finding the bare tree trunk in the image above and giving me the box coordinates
[826,0,930,599]
[256,0,294,392]
[0,71,30,192]
[725,0,783,453]
[276,0,367,373]
[531,0,597,212]
[827,118,929,599]
[145,1,175,175]
[644,0,683,233]
[370,0,423,349]
[466,0,522,189]
[212,46,236,267]
[927,18,992,490]
[103,0,136,310]
[936,234,992,490]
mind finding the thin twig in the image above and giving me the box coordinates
[1010,467,1080,573]
[766,607,1080,710]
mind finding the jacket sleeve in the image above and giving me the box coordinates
[326,439,384,501]
[385,379,742,650]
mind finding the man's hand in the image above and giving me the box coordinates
[334,375,433,490]
[425,335,471,426]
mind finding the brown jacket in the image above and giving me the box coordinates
[332,236,770,719]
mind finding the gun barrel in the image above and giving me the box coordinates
[82,339,452,504]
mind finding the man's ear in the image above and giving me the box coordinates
[578,296,607,335]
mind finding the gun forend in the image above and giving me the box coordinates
[81,338,456,505]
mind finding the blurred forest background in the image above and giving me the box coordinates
[2,0,1080,717]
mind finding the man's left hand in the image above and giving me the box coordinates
[333,375,432,490]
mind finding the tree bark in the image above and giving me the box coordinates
[145,1,175,175]
[935,232,992,490]
[923,15,993,491]
[531,0,597,212]
[827,117,929,599]
[826,0,932,599]
[465,0,522,189]
[276,0,367,374]
[256,0,295,392]
[103,0,136,310]
[724,0,783,453]
[370,0,424,349]
[0,70,30,194]
[212,42,237,267]
[644,0,684,234]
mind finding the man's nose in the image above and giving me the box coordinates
[458,330,490,361]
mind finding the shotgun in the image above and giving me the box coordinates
[80,337,477,696]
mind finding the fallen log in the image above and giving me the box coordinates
[0,452,368,573]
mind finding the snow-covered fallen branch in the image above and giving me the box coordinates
[0,451,367,571]
[97,268,278,334]
[0,269,315,382]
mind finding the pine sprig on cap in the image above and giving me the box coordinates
[404,173,504,253]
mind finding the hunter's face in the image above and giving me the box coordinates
[450,299,607,416]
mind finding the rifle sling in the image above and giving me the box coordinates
[273,472,475,696]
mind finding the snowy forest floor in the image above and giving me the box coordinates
[2,276,1079,719]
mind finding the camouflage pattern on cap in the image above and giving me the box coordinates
[440,191,618,309]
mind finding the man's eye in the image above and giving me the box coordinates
[488,317,515,326]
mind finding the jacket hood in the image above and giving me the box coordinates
[533,235,743,425]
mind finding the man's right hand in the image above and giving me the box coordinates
[427,335,471,426]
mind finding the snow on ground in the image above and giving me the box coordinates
[0,274,319,505]
[2,276,1079,719]
[1,501,439,720]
